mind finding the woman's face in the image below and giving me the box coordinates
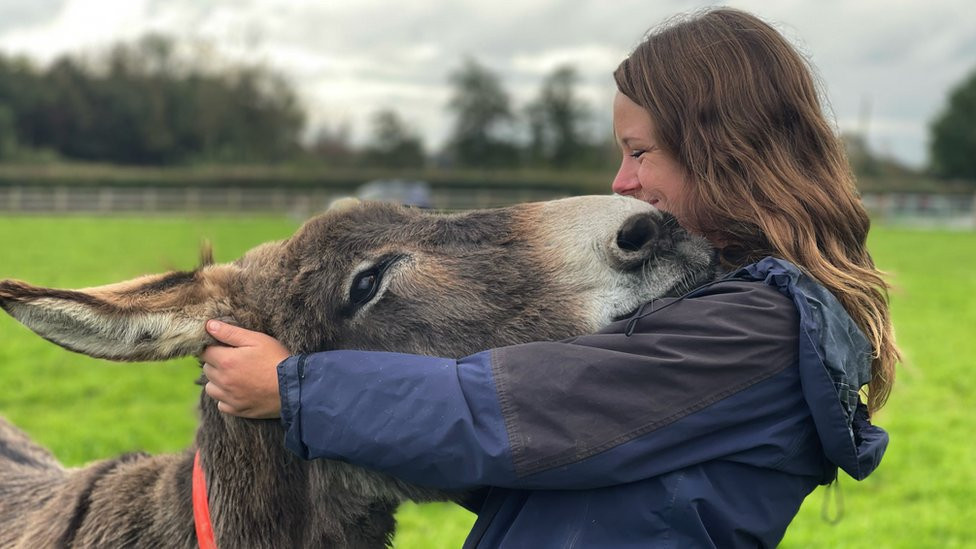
[611,91,695,230]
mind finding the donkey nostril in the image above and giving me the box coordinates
[616,232,641,252]
[616,214,659,252]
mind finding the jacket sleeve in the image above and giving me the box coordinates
[277,280,803,491]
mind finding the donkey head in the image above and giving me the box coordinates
[0,195,715,362]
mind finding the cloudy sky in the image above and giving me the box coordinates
[1,0,973,168]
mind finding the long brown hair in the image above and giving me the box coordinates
[614,7,898,414]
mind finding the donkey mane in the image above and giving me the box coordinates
[0,196,716,548]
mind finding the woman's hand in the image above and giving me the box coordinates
[201,320,291,419]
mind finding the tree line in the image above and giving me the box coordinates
[0,35,614,171]
[0,33,973,183]
[280,57,618,172]
[0,35,304,165]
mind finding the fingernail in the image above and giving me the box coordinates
[207,320,222,334]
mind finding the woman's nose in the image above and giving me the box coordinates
[611,162,640,195]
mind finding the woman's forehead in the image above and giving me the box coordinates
[612,92,656,143]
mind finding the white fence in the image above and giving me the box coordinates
[861,192,976,229]
[0,185,571,216]
[0,186,973,228]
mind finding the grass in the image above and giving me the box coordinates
[0,216,972,547]
[781,228,976,548]
[0,216,300,463]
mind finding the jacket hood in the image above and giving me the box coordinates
[737,258,888,481]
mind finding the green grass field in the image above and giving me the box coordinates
[0,215,973,548]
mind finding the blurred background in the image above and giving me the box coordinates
[0,0,973,216]
[0,1,973,547]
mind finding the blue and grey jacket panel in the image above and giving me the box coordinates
[277,257,888,548]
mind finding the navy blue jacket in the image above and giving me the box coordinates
[277,258,888,548]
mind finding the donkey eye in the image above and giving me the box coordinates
[349,270,381,305]
[347,254,404,310]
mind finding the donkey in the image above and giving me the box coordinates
[0,195,715,548]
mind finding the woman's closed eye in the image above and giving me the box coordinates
[628,145,658,159]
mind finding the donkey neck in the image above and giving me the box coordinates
[194,392,401,548]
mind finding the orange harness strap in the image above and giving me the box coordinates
[192,450,218,549]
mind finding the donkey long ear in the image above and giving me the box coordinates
[0,264,241,361]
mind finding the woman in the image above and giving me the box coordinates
[202,8,897,547]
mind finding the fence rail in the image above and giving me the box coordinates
[0,185,572,216]
[0,185,973,228]
[861,192,976,228]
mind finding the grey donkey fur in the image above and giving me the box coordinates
[0,195,716,548]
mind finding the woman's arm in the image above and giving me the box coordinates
[277,280,806,491]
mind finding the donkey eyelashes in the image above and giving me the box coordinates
[348,254,404,307]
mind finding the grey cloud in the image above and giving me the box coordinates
[0,0,67,35]
[2,0,974,166]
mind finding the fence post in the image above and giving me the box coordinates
[9,186,20,212]
[877,193,890,223]
[186,187,200,212]
[971,193,976,229]
[99,187,113,213]
[272,189,285,212]
[228,187,243,211]
[145,187,158,212]
[54,186,69,213]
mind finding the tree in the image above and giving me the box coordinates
[0,54,48,151]
[445,58,517,168]
[0,35,305,165]
[212,65,305,162]
[525,65,591,168]
[0,104,17,158]
[363,109,425,169]
[930,67,976,182]
[309,121,356,167]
